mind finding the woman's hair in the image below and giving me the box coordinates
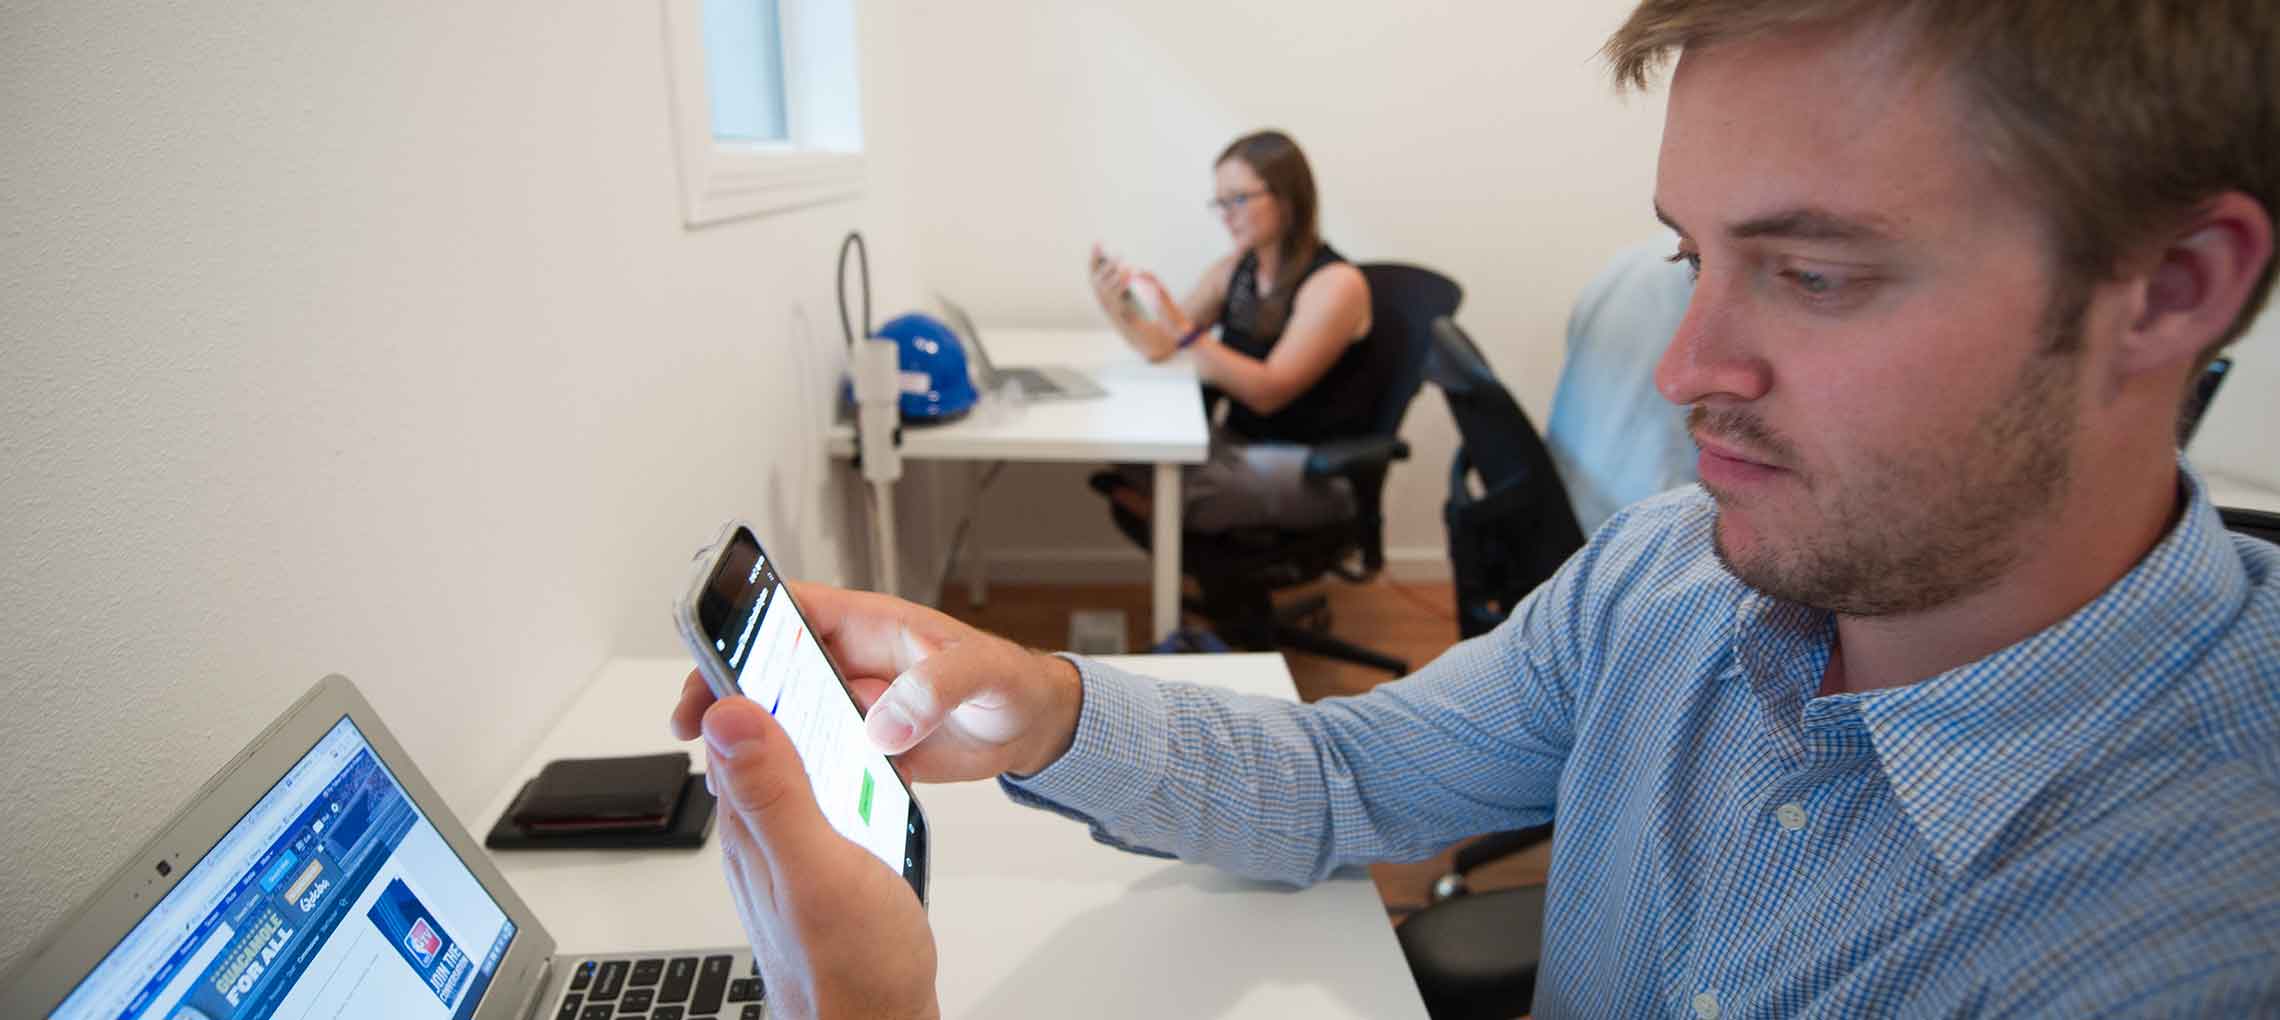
[1218,130,1322,335]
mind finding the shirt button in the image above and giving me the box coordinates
[1692,990,1721,1019]
[1775,802,1808,831]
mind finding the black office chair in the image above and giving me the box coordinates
[2177,355,2231,447]
[2220,505,2280,545]
[1395,503,2280,1020]
[1430,318,1587,639]
[1389,317,1578,1020]
[1103,263,1460,675]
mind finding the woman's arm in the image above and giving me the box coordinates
[1189,262,1370,416]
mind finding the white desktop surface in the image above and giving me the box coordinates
[481,655,1429,1020]
[825,327,1209,464]
[2206,468,2280,514]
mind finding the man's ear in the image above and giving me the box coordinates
[2115,191,2274,379]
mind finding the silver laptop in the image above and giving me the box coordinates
[938,294,1107,402]
[0,676,766,1020]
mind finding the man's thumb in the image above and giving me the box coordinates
[703,697,828,852]
[863,666,941,755]
[866,632,1002,755]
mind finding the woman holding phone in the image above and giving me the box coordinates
[1089,129,1381,532]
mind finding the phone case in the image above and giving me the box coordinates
[484,774,714,851]
[510,752,691,827]
[673,519,751,704]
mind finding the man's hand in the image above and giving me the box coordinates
[694,696,938,1020]
[671,582,1085,782]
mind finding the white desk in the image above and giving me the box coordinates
[482,655,1427,1020]
[2206,469,2280,514]
[826,327,1210,639]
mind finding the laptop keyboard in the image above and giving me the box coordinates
[552,952,764,1020]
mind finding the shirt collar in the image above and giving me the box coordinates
[1842,465,2252,875]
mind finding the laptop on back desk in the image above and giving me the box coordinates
[937,295,1107,403]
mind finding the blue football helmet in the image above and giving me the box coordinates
[866,312,977,423]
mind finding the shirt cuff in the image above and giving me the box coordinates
[998,654,1170,828]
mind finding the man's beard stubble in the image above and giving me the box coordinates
[1695,347,2079,618]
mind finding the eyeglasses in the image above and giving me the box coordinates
[1208,190,1269,215]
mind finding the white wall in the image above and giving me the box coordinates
[895,0,1672,579]
[2193,315,2280,492]
[890,0,2277,583]
[0,0,928,976]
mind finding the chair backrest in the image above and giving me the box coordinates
[1428,317,1552,494]
[1358,263,1463,441]
[2221,505,2280,545]
[1429,317,1588,638]
[2179,356,2232,447]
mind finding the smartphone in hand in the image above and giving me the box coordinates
[1091,249,1151,322]
[674,521,929,903]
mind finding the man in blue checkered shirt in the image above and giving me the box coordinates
[670,2,2280,1016]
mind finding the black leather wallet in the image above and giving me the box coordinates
[485,752,715,850]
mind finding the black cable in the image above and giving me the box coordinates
[836,231,871,351]
[839,230,891,471]
[935,460,1008,601]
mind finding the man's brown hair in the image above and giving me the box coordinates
[1606,0,2279,365]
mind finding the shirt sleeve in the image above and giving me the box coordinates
[1000,511,1626,886]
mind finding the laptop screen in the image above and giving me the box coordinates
[937,297,996,383]
[52,717,518,1020]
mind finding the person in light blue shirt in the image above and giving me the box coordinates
[1545,236,1699,534]
[665,1,2280,1016]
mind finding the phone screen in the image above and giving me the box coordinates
[687,528,924,895]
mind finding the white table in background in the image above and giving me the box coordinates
[481,655,1429,1020]
[2206,469,2280,514]
[826,327,1209,640]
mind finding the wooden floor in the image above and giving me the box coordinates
[936,577,1550,927]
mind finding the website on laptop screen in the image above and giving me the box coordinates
[54,717,518,1020]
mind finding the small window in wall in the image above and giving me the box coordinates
[704,0,790,142]
[664,0,865,225]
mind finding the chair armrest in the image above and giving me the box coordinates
[1303,435,1410,478]
[1453,824,1555,876]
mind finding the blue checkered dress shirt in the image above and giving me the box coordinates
[1005,470,2280,1017]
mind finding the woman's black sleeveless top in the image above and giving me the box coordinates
[1216,243,1389,443]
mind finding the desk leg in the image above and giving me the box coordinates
[965,461,989,608]
[871,479,899,598]
[1151,462,1181,640]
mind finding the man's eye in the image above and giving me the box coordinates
[1786,269,1833,294]
[1664,250,1702,280]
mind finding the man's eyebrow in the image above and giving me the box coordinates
[1729,207,1894,243]
[1653,203,1894,244]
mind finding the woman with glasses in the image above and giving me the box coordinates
[1089,129,1381,532]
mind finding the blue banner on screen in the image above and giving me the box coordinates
[367,879,475,1006]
